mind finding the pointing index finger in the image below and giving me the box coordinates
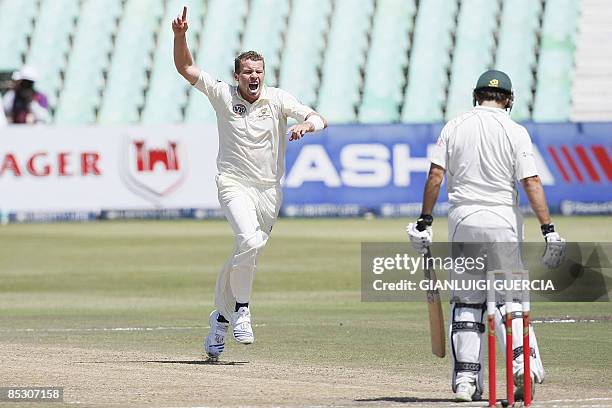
[181,6,187,21]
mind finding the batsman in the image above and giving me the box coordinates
[407,70,566,402]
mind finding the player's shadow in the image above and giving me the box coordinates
[147,359,248,366]
[356,397,457,404]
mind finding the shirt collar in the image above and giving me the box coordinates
[258,85,269,101]
[475,105,509,115]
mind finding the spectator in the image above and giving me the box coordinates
[3,65,50,124]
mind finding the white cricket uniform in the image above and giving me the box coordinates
[193,70,314,320]
[430,105,538,243]
[429,106,544,391]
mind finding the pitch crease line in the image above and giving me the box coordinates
[0,324,268,333]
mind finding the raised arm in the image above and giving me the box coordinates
[172,7,200,85]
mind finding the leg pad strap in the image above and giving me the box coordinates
[453,302,486,310]
[452,321,485,333]
[513,346,536,361]
[454,362,481,373]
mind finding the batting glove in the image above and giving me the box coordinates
[541,224,566,269]
[407,214,433,255]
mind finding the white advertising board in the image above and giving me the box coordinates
[0,125,220,213]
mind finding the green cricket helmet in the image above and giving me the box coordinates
[473,69,514,110]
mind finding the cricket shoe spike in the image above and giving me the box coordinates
[454,381,477,402]
[231,306,254,344]
[204,310,228,360]
[514,372,535,402]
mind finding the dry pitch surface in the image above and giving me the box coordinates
[1,218,611,407]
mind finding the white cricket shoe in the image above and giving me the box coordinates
[231,306,254,344]
[204,310,228,360]
[454,381,476,402]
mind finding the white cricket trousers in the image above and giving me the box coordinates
[447,205,544,392]
[214,173,282,320]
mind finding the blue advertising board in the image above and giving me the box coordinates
[282,122,612,216]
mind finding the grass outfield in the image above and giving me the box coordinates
[0,216,611,407]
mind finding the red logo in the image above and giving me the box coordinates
[120,136,187,205]
[547,145,612,183]
[0,151,101,177]
[134,140,180,172]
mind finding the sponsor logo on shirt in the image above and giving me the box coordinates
[233,104,247,116]
[255,106,271,120]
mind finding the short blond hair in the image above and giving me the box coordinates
[234,51,265,73]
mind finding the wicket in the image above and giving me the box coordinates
[486,270,532,407]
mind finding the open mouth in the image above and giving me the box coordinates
[248,82,259,92]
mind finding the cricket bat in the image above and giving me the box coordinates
[424,248,446,358]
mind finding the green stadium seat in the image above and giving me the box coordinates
[240,0,289,86]
[142,0,206,124]
[185,88,217,124]
[359,0,415,123]
[404,88,445,123]
[497,0,541,61]
[532,0,580,122]
[279,0,331,106]
[0,0,37,71]
[193,0,247,83]
[25,0,80,112]
[98,0,161,124]
[55,0,122,124]
[317,0,374,123]
[402,0,457,123]
[182,0,246,123]
[54,103,97,125]
[494,0,543,121]
[445,0,499,119]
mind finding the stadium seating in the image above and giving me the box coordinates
[358,0,416,123]
[97,0,163,124]
[142,0,205,124]
[401,0,458,123]
[0,0,38,72]
[571,0,612,121]
[241,0,290,87]
[316,0,374,123]
[184,0,248,124]
[55,0,123,124]
[24,0,79,111]
[278,0,331,108]
[445,0,499,120]
[2,0,595,125]
[494,0,542,121]
[533,0,581,122]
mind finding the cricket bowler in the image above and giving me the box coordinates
[406,70,566,402]
[172,7,327,359]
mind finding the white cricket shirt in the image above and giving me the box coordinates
[430,106,538,207]
[193,70,314,185]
